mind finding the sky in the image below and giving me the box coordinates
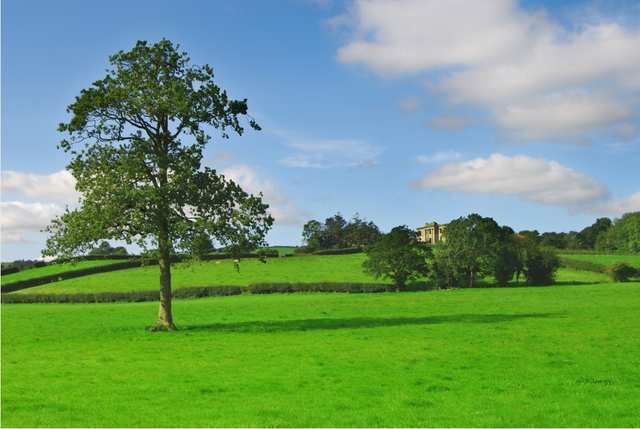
[2,0,639,260]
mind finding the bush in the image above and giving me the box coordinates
[1,285,243,304]
[312,247,363,256]
[607,263,638,282]
[1,267,20,275]
[524,247,560,285]
[247,282,390,294]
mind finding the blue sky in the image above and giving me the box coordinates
[2,0,639,260]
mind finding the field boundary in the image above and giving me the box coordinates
[1,252,281,293]
[2,282,413,303]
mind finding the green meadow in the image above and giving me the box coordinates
[1,259,126,284]
[15,254,608,295]
[3,282,640,427]
[559,253,640,267]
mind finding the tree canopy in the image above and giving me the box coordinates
[44,40,273,329]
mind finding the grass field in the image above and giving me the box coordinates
[2,282,639,427]
[559,253,640,267]
[13,254,609,295]
[1,259,128,284]
[268,246,298,256]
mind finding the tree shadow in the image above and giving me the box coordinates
[181,312,562,333]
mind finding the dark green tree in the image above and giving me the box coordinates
[343,214,381,248]
[43,40,273,330]
[362,225,431,291]
[579,217,612,249]
[88,241,128,256]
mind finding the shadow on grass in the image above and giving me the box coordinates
[181,312,562,333]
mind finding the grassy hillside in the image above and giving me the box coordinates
[14,254,609,295]
[1,259,128,284]
[268,246,298,256]
[559,253,640,268]
[3,283,639,427]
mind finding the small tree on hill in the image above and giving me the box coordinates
[362,225,431,291]
[43,40,273,330]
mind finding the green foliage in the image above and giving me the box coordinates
[362,225,431,289]
[88,241,128,256]
[559,257,607,273]
[312,247,363,256]
[188,233,215,260]
[606,262,639,282]
[596,212,640,253]
[302,213,381,251]
[43,39,273,326]
[522,245,560,285]
[433,214,506,288]
[1,259,130,285]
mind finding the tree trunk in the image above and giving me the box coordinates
[151,223,176,331]
[468,270,474,288]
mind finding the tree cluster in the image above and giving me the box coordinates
[88,241,128,256]
[532,211,639,252]
[362,214,560,290]
[301,214,381,252]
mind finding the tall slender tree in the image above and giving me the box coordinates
[44,40,273,330]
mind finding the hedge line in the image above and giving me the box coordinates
[1,285,244,304]
[311,247,363,256]
[1,251,281,293]
[1,261,147,293]
[1,282,427,304]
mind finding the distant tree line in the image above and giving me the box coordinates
[528,211,639,253]
[301,214,382,252]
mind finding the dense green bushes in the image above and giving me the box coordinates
[312,247,363,256]
[606,263,639,282]
[2,282,430,303]
[2,285,244,304]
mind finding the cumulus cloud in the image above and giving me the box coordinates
[221,164,306,225]
[399,95,421,113]
[427,115,471,131]
[413,153,608,206]
[416,151,462,164]
[280,139,381,169]
[590,191,640,216]
[1,201,64,244]
[336,0,640,142]
[1,170,78,204]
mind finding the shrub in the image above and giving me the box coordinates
[312,247,363,256]
[607,263,638,282]
[524,246,560,285]
[1,267,20,275]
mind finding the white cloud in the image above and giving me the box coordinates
[494,91,632,141]
[221,164,306,225]
[427,115,471,131]
[414,153,608,206]
[416,151,462,164]
[280,139,381,169]
[590,192,640,216]
[1,201,63,244]
[336,0,640,142]
[399,95,421,113]
[1,170,78,204]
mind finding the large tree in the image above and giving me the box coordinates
[362,225,430,291]
[44,40,273,330]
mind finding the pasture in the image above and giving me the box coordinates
[2,282,640,427]
[13,254,609,295]
[559,253,640,268]
[1,259,127,284]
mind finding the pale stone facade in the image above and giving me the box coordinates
[417,222,447,244]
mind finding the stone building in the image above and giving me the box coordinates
[417,222,447,244]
